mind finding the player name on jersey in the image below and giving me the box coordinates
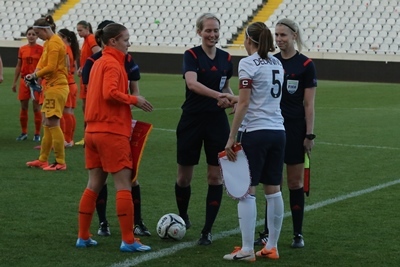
[252,57,282,66]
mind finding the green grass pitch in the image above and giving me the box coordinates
[0,67,399,267]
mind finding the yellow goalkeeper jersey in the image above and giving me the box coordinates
[36,34,68,87]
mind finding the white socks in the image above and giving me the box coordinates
[265,191,284,249]
[238,195,256,252]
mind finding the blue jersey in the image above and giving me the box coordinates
[182,46,233,114]
[82,51,140,85]
[275,52,317,120]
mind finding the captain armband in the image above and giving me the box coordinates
[239,78,252,89]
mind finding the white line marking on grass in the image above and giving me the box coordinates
[153,127,176,132]
[110,179,400,267]
[316,107,400,111]
[152,108,181,111]
[152,128,400,151]
[147,107,400,112]
[317,141,400,150]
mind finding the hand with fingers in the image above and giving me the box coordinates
[304,140,314,158]
[134,96,153,112]
[218,93,238,107]
[224,137,238,162]
[217,95,231,108]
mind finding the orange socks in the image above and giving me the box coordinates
[20,109,42,135]
[63,113,74,143]
[34,111,42,135]
[116,190,134,244]
[78,189,134,242]
[20,109,28,134]
[78,188,98,240]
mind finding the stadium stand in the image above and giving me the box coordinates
[263,0,400,54]
[0,0,399,54]
[0,0,63,40]
[51,0,265,47]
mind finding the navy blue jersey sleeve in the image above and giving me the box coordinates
[81,57,94,85]
[303,59,317,88]
[226,53,233,80]
[182,49,198,78]
[82,51,102,85]
[125,54,140,81]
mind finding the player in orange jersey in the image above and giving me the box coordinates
[75,20,101,145]
[58,28,80,148]
[76,23,152,252]
[81,20,153,237]
[12,27,44,142]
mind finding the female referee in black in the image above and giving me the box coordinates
[175,13,233,246]
[255,18,317,249]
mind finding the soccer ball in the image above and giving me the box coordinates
[156,213,186,240]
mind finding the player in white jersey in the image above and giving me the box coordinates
[220,22,285,262]
[236,53,284,132]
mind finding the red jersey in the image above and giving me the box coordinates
[80,34,97,67]
[18,44,43,77]
[66,45,75,84]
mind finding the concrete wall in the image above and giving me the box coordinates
[1,41,399,83]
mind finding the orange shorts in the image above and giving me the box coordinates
[65,82,78,108]
[85,132,133,173]
[18,78,41,101]
[38,91,44,105]
[79,79,86,99]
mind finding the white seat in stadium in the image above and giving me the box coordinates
[262,0,400,54]
[346,34,355,44]
[365,36,374,44]
[163,36,173,44]
[341,42,351,51]
[390,43,399,52]
[351,42,361,52]
[388,30,397,38]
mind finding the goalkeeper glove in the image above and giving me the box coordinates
[24,73,42,93]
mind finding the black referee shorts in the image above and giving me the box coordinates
[284,119,306,164]
[176,111,229,166]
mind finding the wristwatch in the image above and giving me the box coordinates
[305,134,316,140]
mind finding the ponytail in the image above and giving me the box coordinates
[33,15,56,32]
[246,22,275,59]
